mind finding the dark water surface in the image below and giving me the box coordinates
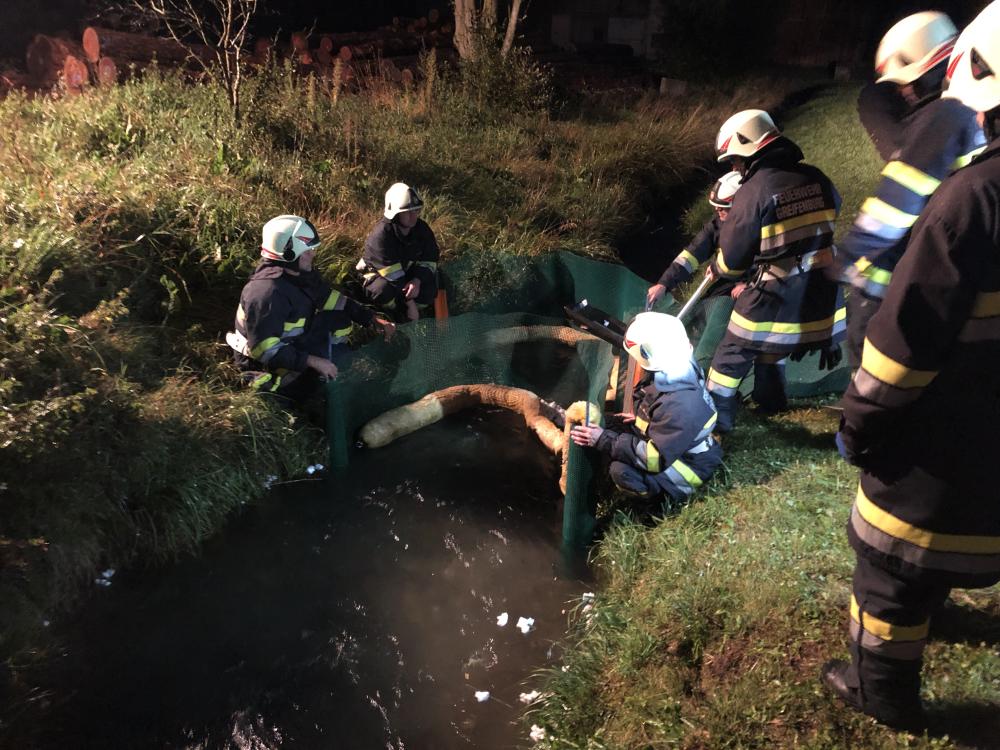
[16,407,588,749]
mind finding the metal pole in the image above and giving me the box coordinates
[677,274,714,322]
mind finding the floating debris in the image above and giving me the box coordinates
[516,616,535,634]
[94,578,112,588]
[519,690,541,704]
[529,724,547,742]
[496,612,509,627]
[101,568,116,580]
[474,691,490,703]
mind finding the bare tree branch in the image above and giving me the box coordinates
[501,0,524,58]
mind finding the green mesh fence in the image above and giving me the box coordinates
[327,250,849,552]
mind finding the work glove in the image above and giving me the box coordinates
[819,344,843,371]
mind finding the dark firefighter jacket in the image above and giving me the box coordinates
[839,96,986,299]
[233,261,374,391]
[595,364,722,499]
[857,80,908,161]
[839,138,1000,586]
[361,217,440,289]
[657,216,736,297]
[709,139,846,355]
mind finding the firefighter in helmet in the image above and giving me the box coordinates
[704,109,845,432]
[822,4,1000,729]
[570,312,722,510]
[836,11,986,371]
[358,182,440,322]
[227,215,394,401]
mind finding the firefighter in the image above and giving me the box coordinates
[836,11,986,371]
[821,9,1000,730]
[857,80,908,161]
[704,109,845,432]
[227,214,395,402]
[570,312,722,509]
[358,182,440,322]
[646,171,746,308]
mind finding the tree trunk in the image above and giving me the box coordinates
[80,26,214,68]
[501,0,523,58]
[452,0,477,60]
[26,35,86,85]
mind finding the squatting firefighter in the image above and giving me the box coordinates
[705,109,845,432]
[358,182,440,322]
[570,313,722,509]
[646,171,746,308]
[227,215,395,401]
[821,9,1000,730]
[836,11,986,371]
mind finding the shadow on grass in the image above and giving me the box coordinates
[931,600,1000,647]
[927,700,1000,750]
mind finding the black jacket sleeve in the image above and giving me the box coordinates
[658,217,720,289]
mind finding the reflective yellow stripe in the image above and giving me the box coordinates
[634,417,649,434]
[251,336,281,359]
[333,326,352,338]
[850,595,929,642]
[952,146,986,171]
[323,290,342,311]
[677,250,698,268]
[760,209,837,239]
[854,258,892,286]
[860,338,937,388]
[882,161,940,196]
[708,367,741,389]
[670,459,702,487]
[646,442,661,473]
[236,304,247,324]
[729,306,846,334]
[703,413,717,431]
[283,317,306,332]
[251,373,282,392]
[972,291,1000,318]
[378,263,403,277]
[860,197,919,230]
[855,486,1000,554]
[716,250,745,278]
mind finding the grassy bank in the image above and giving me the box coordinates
[528,88,1000,748]
[0,56,806,684]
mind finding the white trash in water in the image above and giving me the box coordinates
[516,616,535,634]
[496,612,509,627]
[306,465,316,475]
[582,592,595,603]
[529,724,547,742]
[474,690,490,703]
[519,690,541,704]
[101,568,115,579]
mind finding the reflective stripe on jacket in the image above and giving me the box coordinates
[361,217,440,288]
[839,139,1000,583]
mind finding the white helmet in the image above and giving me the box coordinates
[623,312,693,378]
[709,171,743,208]
[715,110,781,162]
[260,215,320,262]
[944,1,1000,113]
[875,11,957,85]
[384,182,423,220]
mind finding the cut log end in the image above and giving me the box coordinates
[63,54,89,92]
[97,56,117,87]
[82,27,101,63]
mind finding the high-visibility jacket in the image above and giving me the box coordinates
[361,217,440,289]
[839,138,1000,586]
[595,364,722,499]
[839,96,986,300]
[709,139,846,355]
[232,262,373,392]
[658,216,723,291]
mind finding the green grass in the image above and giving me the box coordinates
[528,88,1000,749]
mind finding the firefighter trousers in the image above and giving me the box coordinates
[844,554,951,719]
[706,341,788,432]
[845,291,882,373]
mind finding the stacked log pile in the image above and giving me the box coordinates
[7,10,455,98]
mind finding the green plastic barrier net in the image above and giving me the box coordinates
[327,250,850,551]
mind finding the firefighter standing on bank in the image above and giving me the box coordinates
[227,214,394,401]
[836,11,986,371]
[705,110,845,432]
[821,6,1000,730]
[358,182,440,322]
[570,312,723,509]
[646,170,745,309]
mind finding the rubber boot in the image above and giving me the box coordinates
[752,361,788,414]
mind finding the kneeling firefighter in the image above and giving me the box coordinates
[706,109,846,432]
[358,182,440,322]
[570,312,723,510]
[228,214,395,402]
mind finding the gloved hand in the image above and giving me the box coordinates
[789,348,808,363]
[819,344,843,371]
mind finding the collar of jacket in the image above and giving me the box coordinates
[975,133,1000,164]
[652,361,701,393]
[744,136,805,180]
[251,261,320,288]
